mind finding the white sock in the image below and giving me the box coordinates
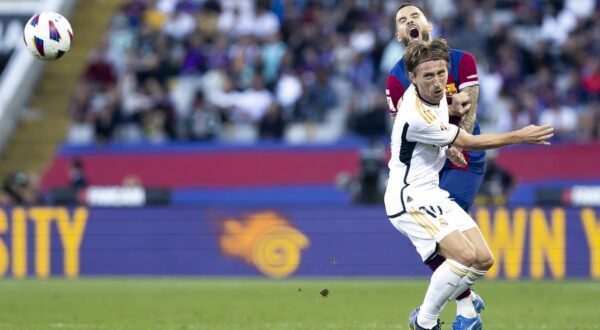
[456,295,477,318]
[451,267,487,318]
[417,259,469,329]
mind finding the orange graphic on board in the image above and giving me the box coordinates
[219,211,309,279]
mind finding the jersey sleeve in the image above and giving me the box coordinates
[386,75,405,115]
[406,109,460,147]
[457,51,479,90]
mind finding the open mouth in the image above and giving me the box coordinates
[407,25,420,39]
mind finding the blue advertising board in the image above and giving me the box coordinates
[0,206,598,279]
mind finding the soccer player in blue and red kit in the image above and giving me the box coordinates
[386,4,489,330]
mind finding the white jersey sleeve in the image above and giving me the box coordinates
[406,98,460,147]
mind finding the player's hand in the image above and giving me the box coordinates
[517,125,554,145]
[448,92,471,116]
[446,147,467,167]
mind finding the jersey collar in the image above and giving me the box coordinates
[415,87,440,107]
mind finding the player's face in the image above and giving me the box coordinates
[410,60,448,104]
[395,6,432,45]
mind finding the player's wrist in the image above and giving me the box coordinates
[507,130,522,144]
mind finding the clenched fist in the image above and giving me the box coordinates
[449,92,471,117]
[446,147,467,167]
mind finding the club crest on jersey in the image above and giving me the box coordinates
[440,123,449,131]
[439,218,448,227]
[445,83,457,96]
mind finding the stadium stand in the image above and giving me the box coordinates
[65,0,599,146]
[1,0,600,206]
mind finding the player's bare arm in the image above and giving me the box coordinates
[445,86,479,167]
[448,91,471,118]
[452,124,554,150]
[458,85,479,134]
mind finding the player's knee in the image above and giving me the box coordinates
[477,252,495,271]
[455,246,476,267]
[473,250,494,270]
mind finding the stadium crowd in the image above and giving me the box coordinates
[66,0,600,145]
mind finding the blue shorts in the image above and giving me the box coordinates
[439,168,485,212]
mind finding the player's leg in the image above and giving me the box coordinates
[414,229,475,329]
[388,203,481,330]
[462,226,494,271]
[388,206,473,329]
[436,169,486,313]
[446,229,492,330]
[444,203,491,330]
[447,226,493,302]
[425,254,485,312]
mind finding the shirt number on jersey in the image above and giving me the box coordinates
[419,205,443,218]
[385,89,398,114]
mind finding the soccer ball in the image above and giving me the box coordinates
[23,12,73,61]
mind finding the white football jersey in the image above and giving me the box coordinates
[384,84,460,217]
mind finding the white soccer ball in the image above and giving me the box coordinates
[23,12,73,61]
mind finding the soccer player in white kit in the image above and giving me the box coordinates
[384,39,554,330]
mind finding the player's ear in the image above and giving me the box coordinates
[426,21,433,33]
[409,71,416,83]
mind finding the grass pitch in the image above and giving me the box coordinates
[0,279,598,329]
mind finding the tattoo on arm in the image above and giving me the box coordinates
[459,85,479,134]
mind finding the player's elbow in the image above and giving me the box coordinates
[452,131,481,150]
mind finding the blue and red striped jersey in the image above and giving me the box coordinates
[386,48,485,173]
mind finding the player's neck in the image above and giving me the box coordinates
[415,87,440,107]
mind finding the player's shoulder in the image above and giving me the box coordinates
[388,59,412,93]
[389,58,407,77]
[399,86,438,128]
[449,48,477,63]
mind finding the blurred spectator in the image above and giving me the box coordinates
[259,103,285,140]
[356,140,388,204]
[346,95,389,139]
[295,69,337,122]
[68,0,600,144]
[538,97,578,139]
[579,101,600,141]
[337,140,388,204]
[260,32,286,85]
[94,105,117,144]
[253,0,280,39]
[233,75,274,122]
[1,171,40,206]
[181,33,207,74]
[182,91,223,140]
[69,159,88,189]
[162,5,197,40]
[83,45,117,90]
[476,151,515,206]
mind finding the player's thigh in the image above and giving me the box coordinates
[462,226,494,269]
[389,200,475,263]
[438,230,475,266]
[437,198,479,265]
[388,211,443,262]
[439,169,484,212]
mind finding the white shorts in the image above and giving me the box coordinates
[387,197,477,262]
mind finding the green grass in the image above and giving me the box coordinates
[0,279,599,329]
